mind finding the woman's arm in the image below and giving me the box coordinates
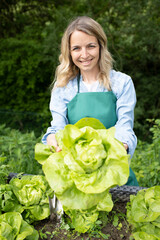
[113,72,137,158]
[41,86,69,145]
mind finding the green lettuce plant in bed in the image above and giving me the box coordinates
[35,118,130,233]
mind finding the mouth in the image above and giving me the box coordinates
[79,59,93,65]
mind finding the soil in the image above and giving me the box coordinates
[34,201,132,240]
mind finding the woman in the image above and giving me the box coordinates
[42,16,138,186]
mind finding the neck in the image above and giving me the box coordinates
[81,68,99,84]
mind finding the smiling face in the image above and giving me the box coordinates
[70,30,100,75]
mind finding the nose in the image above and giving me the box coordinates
[81,47,89,58]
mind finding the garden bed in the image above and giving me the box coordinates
[34,201,132,240]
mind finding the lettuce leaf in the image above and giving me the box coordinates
[127,186,160,223]
[127,186,160,240]
[34,143,55,165]
[74,117,106,129]
[133,231,159,240]
[0,184,23,214]
[0,212,39,240]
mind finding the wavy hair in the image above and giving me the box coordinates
[53,16,113,90]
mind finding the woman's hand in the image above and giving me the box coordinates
[123,143,128,152]
[47,134,61,152]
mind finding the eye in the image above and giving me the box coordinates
[88,44,96,49]
[71,46,80,51]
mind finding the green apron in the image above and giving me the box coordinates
[67,74,138,186]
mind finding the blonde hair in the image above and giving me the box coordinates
[53,16,113,90]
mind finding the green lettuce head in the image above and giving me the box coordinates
[9,175,53,223]
[35,118,130,232]
[127,186,160,240]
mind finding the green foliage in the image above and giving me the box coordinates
[0,165,10,184]
[0,35,51,112]
[0,124,42,175]
[0,109,48,137]
[0,0,160,139]
[87,219,110,239]
[131,119,160,187]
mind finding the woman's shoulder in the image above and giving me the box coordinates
[110,69,133,97]
[110,69,131,83]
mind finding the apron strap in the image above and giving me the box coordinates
[77,71,80,93]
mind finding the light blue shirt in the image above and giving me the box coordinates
[42,69,137,158]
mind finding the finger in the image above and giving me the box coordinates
[123,143,128,151]
[56,146,62,152]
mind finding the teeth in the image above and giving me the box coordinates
[80,59,92,61]
[81,60,92,63]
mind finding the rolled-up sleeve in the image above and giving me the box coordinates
[112,72,137,158]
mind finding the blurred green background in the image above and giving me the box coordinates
[0,0,160,140]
